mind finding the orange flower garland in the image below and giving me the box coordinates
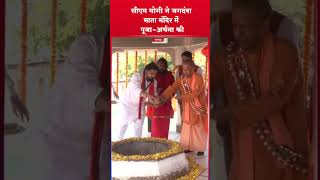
[116,52,119,94]
[204,57,208,88]
[125,51,128,87]
[302,0,313,100]
[154,50,157,62]
[135,51,138,72]
[20,0,28,104]
[145,50,148,65]
[80,0,88,33]
[201,46,209,88]
[50,0,58,87]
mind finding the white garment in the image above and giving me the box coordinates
[118,103,144,140]
[37,34,106,180]
[117,73,157,140]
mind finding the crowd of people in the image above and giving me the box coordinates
[117,51,208,156]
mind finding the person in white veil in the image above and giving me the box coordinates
[34,30,109,180]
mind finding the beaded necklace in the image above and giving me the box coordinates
[226,42,256,100]
[181,76,207,116]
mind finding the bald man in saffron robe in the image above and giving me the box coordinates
[156,60,207,156]
[212,0,309,179]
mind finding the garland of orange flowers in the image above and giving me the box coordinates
[145,50,148,65]
[116,52,119,94]
[154,50,157,62]
[135,51,138,72]
[204,57,208,87]
[80,0,88,33]
[20,0,28,104]
[302,0,313,100]
[125,51,128,87]
[50,0,58,87]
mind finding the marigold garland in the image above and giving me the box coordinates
[116,52,119,94]
[112,138,184,161]
[50,0,58,87]
[135,51,138,72]
[302,0,313,101]
[145,50,148,65]
[201,46,209,87]
[154,50,157,62]
[20,0,28,104]
[125,51,129,87]
[204,57,208,88]
[80,0,88,33]
[177,157,201,180]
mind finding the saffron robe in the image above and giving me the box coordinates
[174,65,204,128]
[162,73,207,151]
[212,35,308,180]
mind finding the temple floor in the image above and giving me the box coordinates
[111,103,209,179]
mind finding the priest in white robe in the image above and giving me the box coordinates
[37,33,109,180]
[117,62,158,140]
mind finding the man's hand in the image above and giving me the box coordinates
[140,90,148,98]
[145,102,156,107]
[145,102,152,107]
[148,95,156,104]
[10,94,29,122]
[95,91,110,112]
[155,96,165,105]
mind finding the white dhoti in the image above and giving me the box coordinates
[117,102,145,140]
[116,73,157,141]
